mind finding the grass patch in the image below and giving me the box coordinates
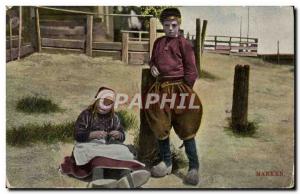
[116,110,138,132]
[16,96,62,114]
[7,121,75,146]
[200,70,219,80]
[224,117,259,137]
[7,110,137,146]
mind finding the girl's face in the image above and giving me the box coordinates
[163,19,180,37]
[96,98,114,114]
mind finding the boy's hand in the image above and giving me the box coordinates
[89,131,107,139]
[151,66,160,77]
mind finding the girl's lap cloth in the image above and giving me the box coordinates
[60,140,145,179]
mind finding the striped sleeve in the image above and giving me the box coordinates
[113,114,126,142]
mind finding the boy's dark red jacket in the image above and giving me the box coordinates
[149,35,198,87]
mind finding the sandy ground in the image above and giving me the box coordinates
[6,52,294,188]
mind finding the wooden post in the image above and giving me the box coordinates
[195,18,201,76]
[214,36,217,51]
[277,40,280,64]
[35,7,41,52]
[229,37,232,53]
[200,20,207,55]
[186,32,190,40]
[18,6,22,60]
[122,32,129,64]
[149,17,157,58]
[139,32,142,42]
[86,15,93,56]
[232,64,250,131]
[9,18,13,61]
[137,68,159,165]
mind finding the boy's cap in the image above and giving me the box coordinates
[159,7,181,24]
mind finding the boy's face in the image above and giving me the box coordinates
[163,19,180,37]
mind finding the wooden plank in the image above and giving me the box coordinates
[230,41,258,45]
[92,50,121,60]
[41,47,84,54]
[93,42,122,50]
[230,52,257,57]
[35,7,42,52]
[9,18,13,60]
[93,41,150,52]
[207,35,257,40]
[6,38,26,49]
[41,38,85,49]
[215,45,231,50]
[129,42,149,52]
[122,32,129,63]
[195,18,201,75]
[203,44,215,48]
[121,30,149,34]
[40,19,85,27]
[205,39,257,44]
[86,15,93,56]
[29,6,38,51]
[200,20,207,55]
[37,6,153,17]
[129,51,149,65]
[37,6,95,15]
[149,18,157,58]
[40,34,85,40]
[230,46,257,50]
[6,44,34,62]
[18,6,22,60]
[40,26,85,37]
[129,38,149,41]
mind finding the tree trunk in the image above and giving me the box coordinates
[137,68,159,166]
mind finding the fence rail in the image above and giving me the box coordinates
[33,7,156,65]
[186,34,258,57]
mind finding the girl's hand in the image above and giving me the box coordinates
[89,131,108,139]
[109,130,122,140]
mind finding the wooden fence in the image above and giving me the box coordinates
[6,9,35,63]
[186,34,258,57]
[34,6,155,65]
[6,35,34,62]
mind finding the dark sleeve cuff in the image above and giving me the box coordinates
[75,131,90,142]
[184,79,195,88]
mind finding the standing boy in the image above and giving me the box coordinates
[144,7,203,185]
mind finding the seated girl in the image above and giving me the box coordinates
[60,87,150,188]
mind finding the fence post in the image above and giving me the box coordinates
[122,32,129,64]
[232,64,250,131]
[18,6,22,60]
[229,37,232,53]
[138,68,159,165]
[86,15,93,57]
[35,7,41,52]
[149,17,157,58]
[186,32,189,40]
[214,36,217,51]
[200,20,207,55]
[9,18,13,61]
[195,18,201,76]
[277,40,280,64]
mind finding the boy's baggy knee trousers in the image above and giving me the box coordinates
[144,80,203,140]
